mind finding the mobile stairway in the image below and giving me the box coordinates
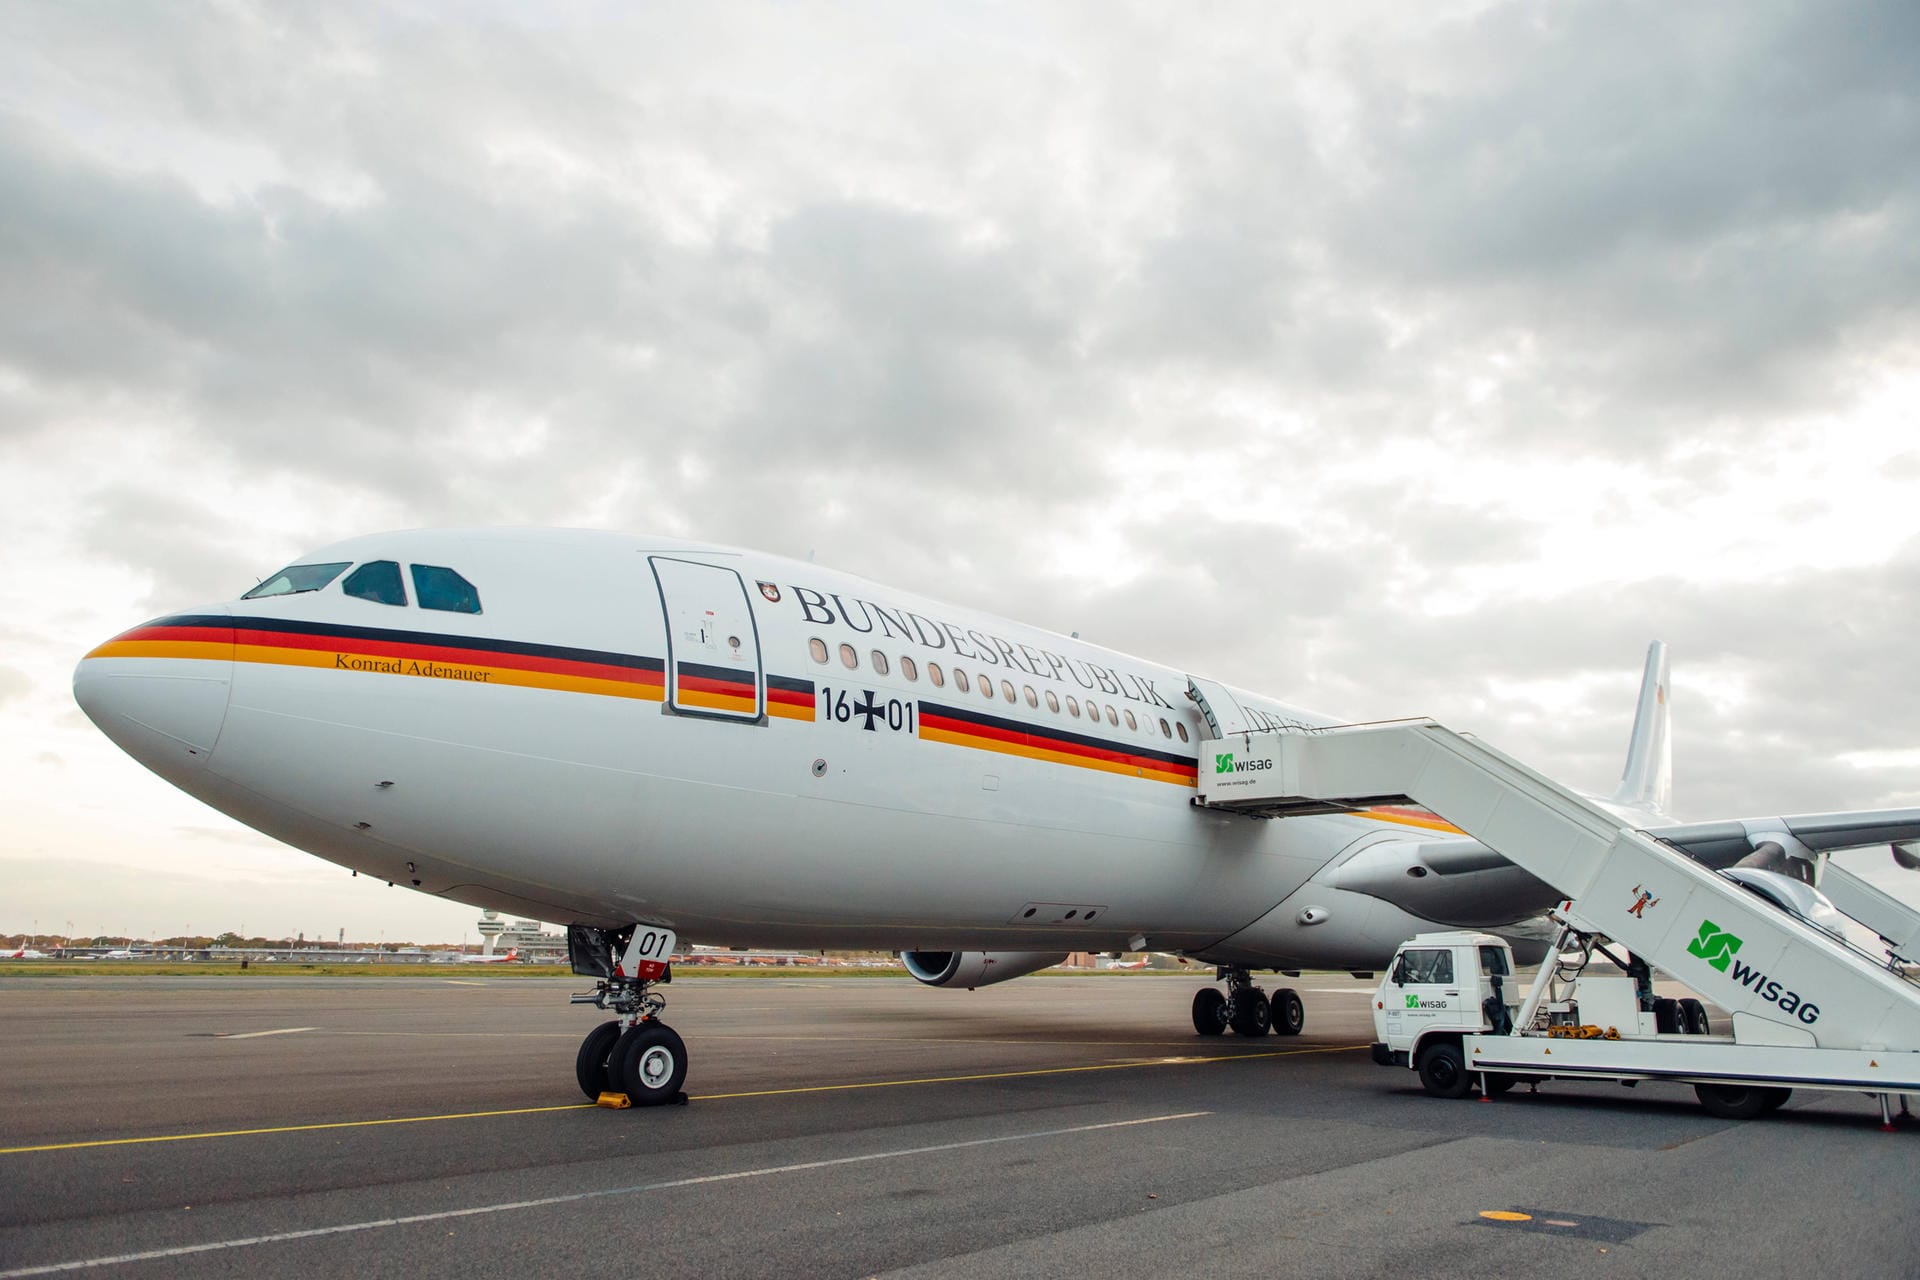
[1192,718,1920,1120]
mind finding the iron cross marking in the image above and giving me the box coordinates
[851,690,885,731]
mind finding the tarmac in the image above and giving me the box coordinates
[2,972,1916,1278]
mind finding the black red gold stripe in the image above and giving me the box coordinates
[94,614,668,701]
[85,616,235,663]
[1356,804,1463,834]
[90,615,834,723]
[767,673,817,721]
[674,660,759,715]
[918,699,1198,786]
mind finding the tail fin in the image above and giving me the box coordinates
[1611,641,1671,817]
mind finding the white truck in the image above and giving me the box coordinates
[1371,926,1789,1117]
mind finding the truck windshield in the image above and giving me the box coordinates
[1478,945,1511,976]
[1398,948,1453,984]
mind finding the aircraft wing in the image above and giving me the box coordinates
[1405,808,1920,879]
[1643,809,1920,867]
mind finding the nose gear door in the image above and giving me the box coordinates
[650,557,764,722]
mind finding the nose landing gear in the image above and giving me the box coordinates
[568,924,689,1107]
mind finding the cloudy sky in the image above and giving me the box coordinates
[3,1,1917,944]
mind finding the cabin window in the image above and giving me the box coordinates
[954,669,970,693]
[1124,709,1138,730]
[928,662,945,688]
[901,656,918,682]
[871,650,890,677]
[1105,705,1119,726]
[1176,721,1189,742]
[342,560,407,606]
[1067,696,1080,718]
[981,676,996,701]
[1045,690,1059,712]
[411,564,481,614]
[839,643,858,669]
[1085,700,1098,722]
[1159,717,1171,738]
[1000,679,1016,703]
[809,638,829,664]
[243,561,350,599]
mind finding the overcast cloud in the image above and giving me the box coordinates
[2,1,1916,943]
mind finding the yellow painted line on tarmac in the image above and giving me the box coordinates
[1,1043,1367,1155]
[0,1103,597,1155]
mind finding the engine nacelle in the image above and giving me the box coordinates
[899,950,1067,989]
[1721,867,1849,940]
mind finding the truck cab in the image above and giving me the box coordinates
[1370,931,1518,1096]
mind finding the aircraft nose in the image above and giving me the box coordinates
[73,608,235,778]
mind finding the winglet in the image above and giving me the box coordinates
[1611,641,1671,817]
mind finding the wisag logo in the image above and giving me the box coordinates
[1686,918,1821,1023]
[1404,992,1447,1010]
[1214,753,1272,775]
[1216,753,1234,774]
[1686,920,1742,971]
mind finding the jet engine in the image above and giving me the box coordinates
[900,951,1068,989]
[1720,867,1850,940]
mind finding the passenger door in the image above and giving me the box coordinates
[650,557,764,722]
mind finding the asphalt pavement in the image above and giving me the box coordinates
[2,973,1915,1278]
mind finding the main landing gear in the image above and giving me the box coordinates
[1192,967,1305,1039]
[567,924,689,1107]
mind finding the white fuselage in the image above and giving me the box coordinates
[73,528,1564,968]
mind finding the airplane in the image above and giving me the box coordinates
[103,947,139,960]
[459,947,522,964]
[71,527,1920,1105]
[2,946,49,960]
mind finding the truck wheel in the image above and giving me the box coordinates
[1191,987,1229,1036]
[1678,998,1710,1035]
[1760,1087,1792,1112]
[1482,1074,1517,1095]
[1694,1082,1770,1119]
[1417,1041,1472,1099]
[1653,998,1681,1034]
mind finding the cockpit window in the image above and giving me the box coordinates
[342,560,407,606]
[242,562,351,599]
[410,564,482,613]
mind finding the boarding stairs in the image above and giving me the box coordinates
[1820,862,1920,972]
[1193,718,1920,1057]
